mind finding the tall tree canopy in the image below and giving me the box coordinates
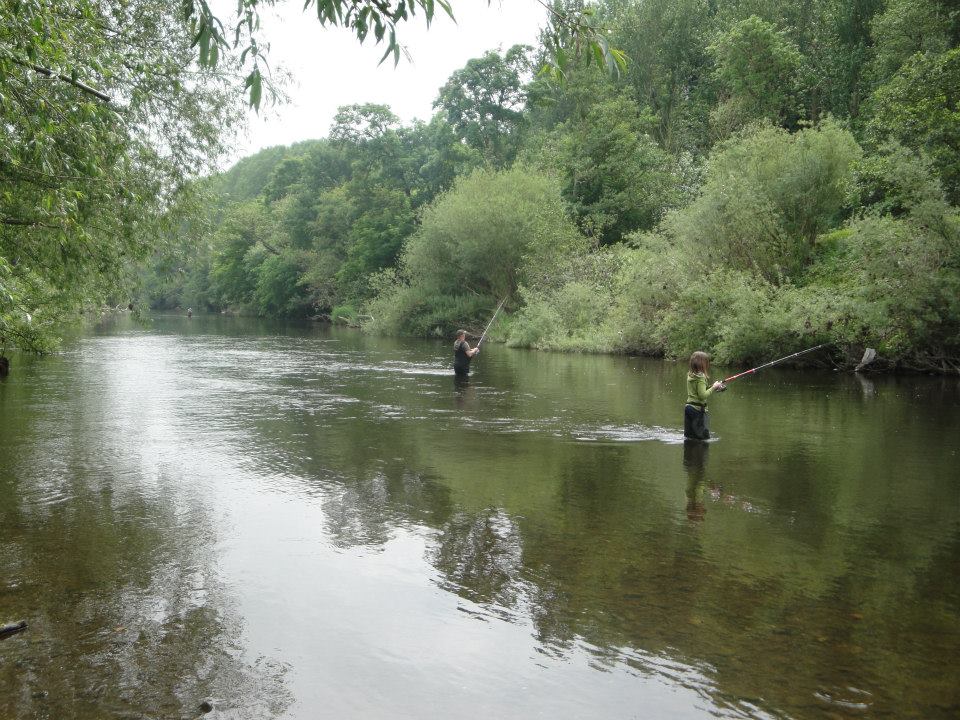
[434,46,532,167]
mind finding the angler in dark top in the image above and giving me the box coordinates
[684,351,726,440]
[453,329,480,376]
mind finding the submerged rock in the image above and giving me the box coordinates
[0,620,28,639]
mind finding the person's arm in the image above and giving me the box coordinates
[694,375,721,403]
[468,344,480,357]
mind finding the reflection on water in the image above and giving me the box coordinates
[684,440,709,521]
[1,314,959,719]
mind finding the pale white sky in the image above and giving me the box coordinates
[234,0,548,161]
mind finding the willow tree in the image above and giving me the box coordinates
[0,0,243,352]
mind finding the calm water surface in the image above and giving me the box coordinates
[1,315,958,719]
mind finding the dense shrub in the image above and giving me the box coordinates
[366,270,493,336]
[508,250,626,352]
[367,166,586,335]
[670,122,860,280]
[513,122,869,363]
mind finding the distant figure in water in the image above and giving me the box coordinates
[187,308,193,318]
[453,329,479,376]
[684,351,726,440]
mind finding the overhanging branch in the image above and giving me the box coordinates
[12,58,112,104]
[1,216,62,229]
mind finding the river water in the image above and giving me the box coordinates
[1,315,958,719]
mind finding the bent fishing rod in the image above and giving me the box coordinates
[476,296,507,348]
[719,343,833,385]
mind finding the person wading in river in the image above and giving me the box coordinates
[454,329,480,377]
[685,351,726,440]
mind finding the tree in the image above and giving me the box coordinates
[404,115,483,203]
[330,103,401,144]
[709,15,806,133]
[666,121,861,282]
[335,186,416,295]
[530,92,677,243]
[869,0,956,83]
[603,0,715,154]
[0,0,242,351]
[434,46,532,166]
[209,203,275,309]
[867,48,960,204]
[255,250,310,316]
[366,166,586,335]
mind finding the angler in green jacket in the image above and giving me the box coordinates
[684,351,726,440]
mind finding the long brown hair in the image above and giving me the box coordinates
[689,351,710,375]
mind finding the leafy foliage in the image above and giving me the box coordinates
[709,15,806,133]
[0,0,242,351]
[132,0,960,373]
[525,90,678,243]
[367,166,586,335]
[667,121,861,281]
[867,47,960,204]
[434,46,531,167]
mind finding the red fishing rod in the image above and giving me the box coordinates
[719,343,834,385]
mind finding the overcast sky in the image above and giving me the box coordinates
[233,1,548,162]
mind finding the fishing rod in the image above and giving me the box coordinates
[716,344,877,388]
[719,343,834,385]
[476,296,507,348]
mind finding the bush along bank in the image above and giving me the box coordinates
[393,125,959,373]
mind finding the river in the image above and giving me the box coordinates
[1,314,958,719]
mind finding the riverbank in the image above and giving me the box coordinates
[104,307,948,377]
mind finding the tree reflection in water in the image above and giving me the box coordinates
[4,319,959,720]
[0,466,291,720]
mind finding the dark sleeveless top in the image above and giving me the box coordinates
[454,339,471,373]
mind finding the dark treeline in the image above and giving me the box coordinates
[143,0,960,372]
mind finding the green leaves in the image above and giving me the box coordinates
[709,15,806,131]
[866,48,960,204]
[539,3,627,84]
[183,0,469,109]
[529,91,679,244]
[434,47,530,167]
[1,0,244,351]
[244,67,263,109]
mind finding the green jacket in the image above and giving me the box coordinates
[686,372,716,406]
